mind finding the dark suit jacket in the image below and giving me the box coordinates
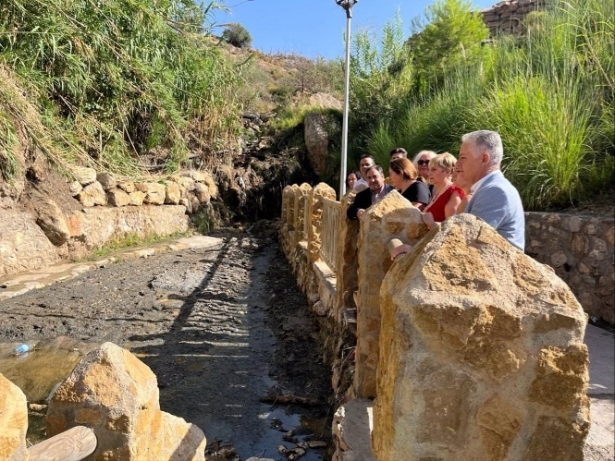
[347,184,394,219]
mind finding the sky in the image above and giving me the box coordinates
[210,0,497,60]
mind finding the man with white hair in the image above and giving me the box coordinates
[456,130,525,250]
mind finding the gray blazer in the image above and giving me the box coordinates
[465,171,525,250]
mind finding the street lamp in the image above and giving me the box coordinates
[336,0,357,198]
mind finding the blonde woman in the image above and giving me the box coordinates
[423,152,465,223]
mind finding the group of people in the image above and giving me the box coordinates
[345,130,525,253]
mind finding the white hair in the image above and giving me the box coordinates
[462,130,503,167]
[412,150,437,169]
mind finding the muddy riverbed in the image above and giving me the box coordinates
[0,231,333,461]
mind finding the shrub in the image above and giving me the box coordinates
[222,23,252,48]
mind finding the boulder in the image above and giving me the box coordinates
[47,342,206,461]
[164,181,182,205]
[194,183,211,205]
[304,111,339,178]
[129,190,146,206]
[68,180,83,196]
[117,180,135,194]
[71,167,97,186]
[78,181,107,207]
[107,189,131,207]
[32,193,71,246]
[0,374,29,461]
[96,172,117,191]
[135,182,166,205]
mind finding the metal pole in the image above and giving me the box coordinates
[337,1,355,198]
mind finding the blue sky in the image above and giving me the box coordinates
[210,0,497,60]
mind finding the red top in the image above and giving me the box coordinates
[424,184,465,222]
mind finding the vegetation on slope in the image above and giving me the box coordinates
[349,0,614,209]
[0,0,243,180]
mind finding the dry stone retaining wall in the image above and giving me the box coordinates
[0,168,217,278]
[526,212,614,324]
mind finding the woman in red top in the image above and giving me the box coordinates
[423,152,465,225]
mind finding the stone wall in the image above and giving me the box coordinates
[481,0,547,36]
[279,182,598,460]
[0,168,217,278]
[526,212,614,324]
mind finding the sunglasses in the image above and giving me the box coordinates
[417,160,430,166]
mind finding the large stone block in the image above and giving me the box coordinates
[354,191,427,398]
[0,374,28,461]
[47,342,206,461]
[373,214,589,461]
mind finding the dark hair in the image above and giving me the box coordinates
[389,147,407,158]
[347,170,361,180]
[389,157,418,181]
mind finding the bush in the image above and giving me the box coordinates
[222,23,252,48]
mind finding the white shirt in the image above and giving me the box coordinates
[470,171,498,195]
[353,178,368,192]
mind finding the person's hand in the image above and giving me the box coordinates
[357,209,366,219]
[422,212,437,230]
[390,243,412,261]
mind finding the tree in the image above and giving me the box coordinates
[408,0,490,94]
[221,23,252,48]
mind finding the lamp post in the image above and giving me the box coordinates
[336,0,357,198]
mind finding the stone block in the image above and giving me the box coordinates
[107,189,131,207]
[0,374,28,461]
[96,172,117,191]
[194,183,211,205]
[78,181,107,207]
[129,190,146,206]
[373,214,589,461]
[117,180,135,193]
[164,181,182,205]
[72,166,97,186]
[68,180,82,196]
[354,191,427,398]
[47,342,206,460]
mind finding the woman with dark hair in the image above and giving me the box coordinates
[346,170,360,190]
[388,158,431,210]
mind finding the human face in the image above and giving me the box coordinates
[366,168,384,192]
[457,140,489,185]
[388,168,401,190]
[359,158,375,176]
[416,154,432,179]
[346,173,357,189]
[428,165,451,188]
[390,152,405,161]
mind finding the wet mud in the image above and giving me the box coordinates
[0,231,332,460]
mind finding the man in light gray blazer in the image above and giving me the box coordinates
[457,130,525,250]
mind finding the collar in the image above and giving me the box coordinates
[470,170,498,194]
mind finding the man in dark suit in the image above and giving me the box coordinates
[347,165,394,220]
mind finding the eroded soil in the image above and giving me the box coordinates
[0,231,332,461]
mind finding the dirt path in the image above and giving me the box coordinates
[0,231,332,461]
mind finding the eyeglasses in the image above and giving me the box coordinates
[417,160,430,166]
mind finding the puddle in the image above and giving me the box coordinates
[0,336,99,444]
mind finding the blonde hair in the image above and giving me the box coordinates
[429,152,457,171]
